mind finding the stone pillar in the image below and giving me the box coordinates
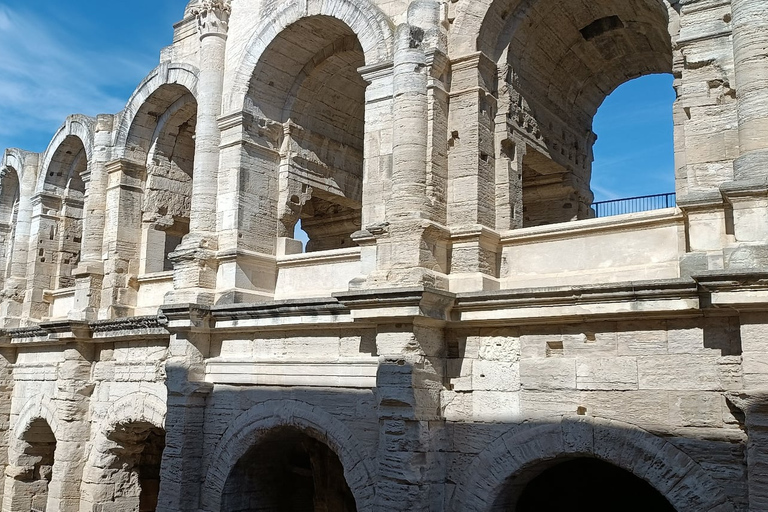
[447,53,497,230]
[366,1,450,289]
[720,0,768,269]
[726,391,768,511]
[444,52,501,291]
[0,347,16,502]
[731,0,768,184]
[390,23,430,221]
[71,115,112,321]
[47,342,93,512]
[156,305,212,512]
[375,322,446,511]
[99,159,146,319]
[215,111,282,303]
[21,193,62,322]
[0,153,37,327]
[168,0,230,305]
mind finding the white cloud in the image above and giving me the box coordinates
[0,3,155,153]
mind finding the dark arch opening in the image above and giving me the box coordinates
[515,458,676,512]
[12,418,56,512]
[127,84,197,274]
[221,426,357,512]
[43,135,87,289]
[101,422,166,512]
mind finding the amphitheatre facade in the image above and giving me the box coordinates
[0,0,767,510]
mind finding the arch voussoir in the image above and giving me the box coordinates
[199,399,375,512]
[453,416,735,512]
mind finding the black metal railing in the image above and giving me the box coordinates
[592,192,676,218]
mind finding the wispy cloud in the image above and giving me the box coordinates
[0,3,156,153]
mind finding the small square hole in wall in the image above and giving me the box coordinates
[546,341,564,357]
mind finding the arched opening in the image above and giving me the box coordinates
[488,0,677,227]
[127,84,197,274]
[591,73,676,214]
[41,135,86,289]
[0,166,20,287]
[247,15,366,253]
[221,426,357,512]
[512,458,676,512]
[7,418,56,512]
[89,422,166,512]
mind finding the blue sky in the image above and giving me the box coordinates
[0,1,675,203]
[0,0,186,154]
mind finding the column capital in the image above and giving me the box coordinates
[191,0,231,37]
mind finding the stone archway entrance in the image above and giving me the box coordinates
[3,417,56,512]
[221,426,357,512]
[513,457,676,511]
[451,417,734,512]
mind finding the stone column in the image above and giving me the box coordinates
[0,153,37,327]
[71,115,112,321]
[731,0,768,183]
[168,0,230,305]
[156,305,212,512]
[366,1,451,289]
[47,343,93,512]
[720,0,768,268]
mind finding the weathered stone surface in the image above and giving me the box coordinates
[0,0,765,509]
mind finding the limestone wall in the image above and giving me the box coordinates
[0,0,766,510]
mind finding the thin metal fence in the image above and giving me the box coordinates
[592,192,676,218]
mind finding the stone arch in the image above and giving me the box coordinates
[0,164,20,286]
[199,399,376,512]
[37,114,95,194]
[113,62,200,161]
[445,0,682,230]
[11,394,60,444]
[2,148,25,180]
[449,0,679,61]
[79,392,167,511]
[226,0,394,113]
[2,395,60,512]
[451,416,734,512]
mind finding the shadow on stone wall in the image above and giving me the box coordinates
[155,359,747,512]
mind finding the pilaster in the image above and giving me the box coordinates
[363,2,451,289]
[0,347,16,503]
[156,304,213,512]
[70,115,113,321]
[336,287,452,512]
[726,391,768,511]
[167,0,230,305]
[47,343,94,512]
[98,159,147,319]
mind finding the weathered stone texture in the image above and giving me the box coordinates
[0,0,766,509]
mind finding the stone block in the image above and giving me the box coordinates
[576,357,638,391]
[520,358,576,390]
